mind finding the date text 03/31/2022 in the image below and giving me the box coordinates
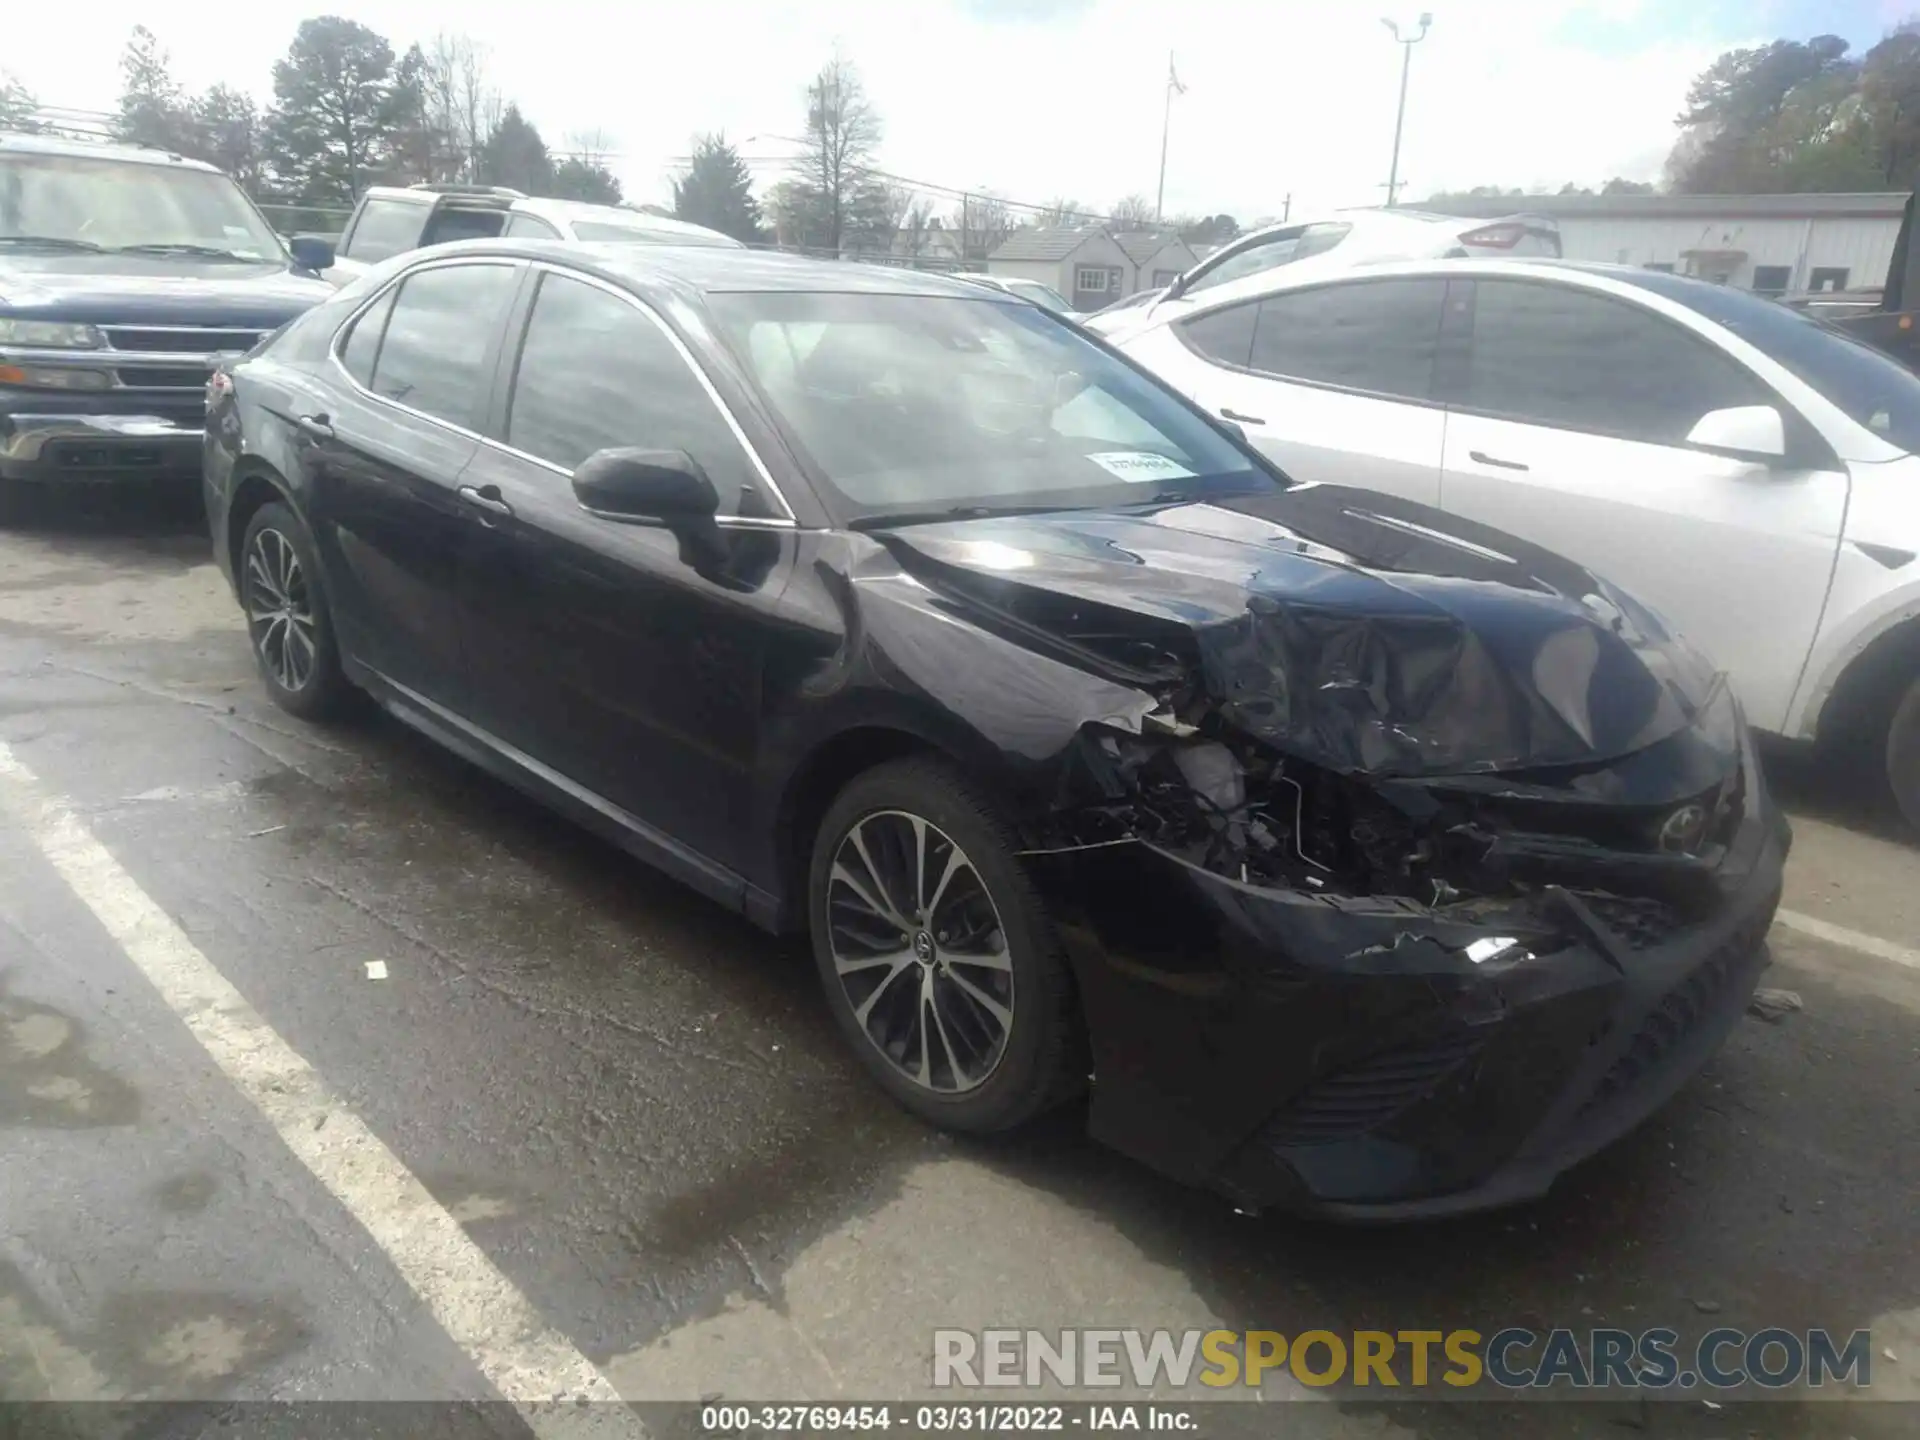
[701,1404,1196,1432]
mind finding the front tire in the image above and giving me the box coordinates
[1886,676,1920,833]
[239,500,354,721]
[808,758,1083,1133]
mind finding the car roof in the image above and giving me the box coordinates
[1165,255,1719,320]
[0,129,223,173]
[396,238,1025,303]
[511,196,731,240]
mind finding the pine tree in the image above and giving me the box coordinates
[672,133,766,243]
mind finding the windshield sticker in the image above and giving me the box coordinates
[1085,451,1197,483]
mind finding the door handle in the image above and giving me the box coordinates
[1468,449,1529,471]
[294,413,334,441]
[457,483,513,517]
[1221,407,1267,426]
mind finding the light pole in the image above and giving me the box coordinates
[1381,12,1432,208]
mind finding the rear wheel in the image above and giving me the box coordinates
[240,501,354,721]
[1886,677,1920,833]
[808,759,1083,1133]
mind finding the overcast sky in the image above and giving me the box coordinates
[2,0,1901,222]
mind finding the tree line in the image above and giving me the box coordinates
[4,25,1247,257]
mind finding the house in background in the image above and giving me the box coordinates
[1114,232,1198,291]
[1423,191,1906,297]
[985,227,1140,310]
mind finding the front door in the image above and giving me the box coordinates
[455,266,796,872]
[1436,276,1848,733]
[303,259,520,708]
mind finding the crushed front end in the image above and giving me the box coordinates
[1024,663,1786,1220]
[875,495,1790,1217]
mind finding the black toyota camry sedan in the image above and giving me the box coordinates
[205,240,1787,1219]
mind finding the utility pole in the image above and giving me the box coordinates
[1156,53,1186,222]
[1382,13,1432,208]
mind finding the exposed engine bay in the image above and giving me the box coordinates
[1049,711,1745,922]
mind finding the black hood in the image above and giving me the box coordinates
[0,253,331,327]
[875,483,1725,779]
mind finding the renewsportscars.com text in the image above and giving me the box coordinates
[932,1327,1875,1391]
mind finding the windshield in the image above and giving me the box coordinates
[0,151,284,258]
[1617,268,1920,454]
[710,291,1270,522]
[1004,279,1074,314]
[570,219,736,246]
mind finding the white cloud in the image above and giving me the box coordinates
[5,0,1744,219]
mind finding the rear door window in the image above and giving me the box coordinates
[1458,279,1770,444]
[365,262,519,429]
[1245,278,1446,401]
[1176,302,1258,368]
[341,198,426,263]
[337,288,396,386]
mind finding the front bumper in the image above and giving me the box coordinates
[1033,738,1789,1220]
[0,409,205,484]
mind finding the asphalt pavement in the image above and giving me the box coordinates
[0,491,1915,1439]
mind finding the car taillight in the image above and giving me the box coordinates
[1460,223,1526,249]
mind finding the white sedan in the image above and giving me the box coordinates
[1111,256,1920,825]
[1083,207,1561,342]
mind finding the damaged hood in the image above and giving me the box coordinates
[874,483,1725,778]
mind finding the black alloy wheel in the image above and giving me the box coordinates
[240,501,353,720]
[809,758,1083,1133]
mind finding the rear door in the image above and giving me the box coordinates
[1129,276,1450,505]
[302,258,521,709]
[1436,275,1848,730]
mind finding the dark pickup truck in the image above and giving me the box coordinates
[0,131,334,520]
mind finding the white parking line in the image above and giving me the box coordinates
[1776,908,1920,972]
[0,741,644,1436]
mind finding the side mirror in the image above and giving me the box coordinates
[573,447,727,570]
[573,447,719,521]
[289,234,336,272]
[1686,404,1787,464]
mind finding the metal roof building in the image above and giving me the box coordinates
[1420,191,1908,297]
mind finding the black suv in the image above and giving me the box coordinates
[0,131,333,519]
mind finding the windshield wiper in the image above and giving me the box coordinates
[112,243,258,260]
[848,502,1077,531]
[0,235,105,252]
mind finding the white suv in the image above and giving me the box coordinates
[1113,257,1920,825]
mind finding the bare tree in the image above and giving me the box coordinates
[951,191,1014,262]
[790,55,884,252]
[420,32,500,181]
[1034,197,1085,228]
[1108,193,1158,231]
[565,127,617,165]
[895,195,940,256]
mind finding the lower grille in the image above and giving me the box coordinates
[1574,892,1684,951]
[1261,1030,1484,1146]
[1575,904,1771,1120]
[113,365,209,390]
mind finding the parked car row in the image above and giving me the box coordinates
[1,128,1896,1221]
[201,233,1788,1220]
